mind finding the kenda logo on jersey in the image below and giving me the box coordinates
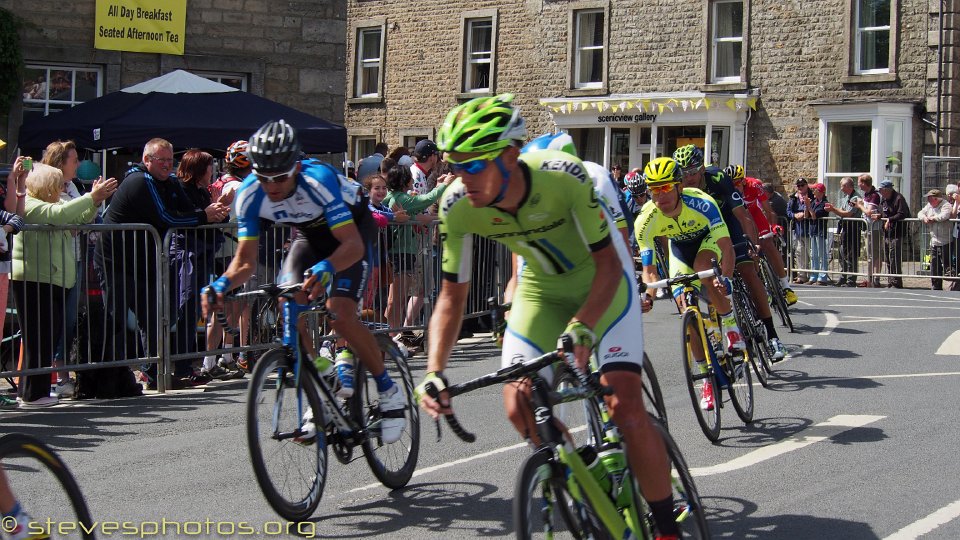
[539,160,587,184]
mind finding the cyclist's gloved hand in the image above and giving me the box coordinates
[772,224,784,235]
[209,275,231,295]
[562,320,597,351]
[718,276,733,296]
[303,259,335,300]
[415,371,451,419]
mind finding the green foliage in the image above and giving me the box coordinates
[0,8,25,116]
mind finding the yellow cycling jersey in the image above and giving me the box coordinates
[633,187,730,266]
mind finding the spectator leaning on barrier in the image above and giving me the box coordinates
[855,174,884,287]
[878,179,910,289]
[917,188,954,290]
[787,178,814,283]
[411,139,440,195]
[824,177,862,287]
[97,138,229,391]
[13,163,116,407]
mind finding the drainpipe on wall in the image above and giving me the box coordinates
[936,0,944,155]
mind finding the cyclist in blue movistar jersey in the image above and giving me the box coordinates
[674,145,786,359]
[201,120,406,444]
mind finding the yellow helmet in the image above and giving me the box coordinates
[642,157,681,187]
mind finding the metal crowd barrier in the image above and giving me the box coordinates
[0,224,163,390]
[783,216,960,288]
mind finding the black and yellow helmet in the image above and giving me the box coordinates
[724,164,745,182]
[642,157,682,187]
[436,93,527,155]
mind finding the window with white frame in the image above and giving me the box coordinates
[355,26,383,98]
[21,65,102,123]
[825,121,872,195]
[196,71,248,91]
[573,9,605,89]
[854,0,891,74]
[353,137,376,163]
[464,18,493,93]
[711,1,743,83]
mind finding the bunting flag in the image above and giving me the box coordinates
[539,96,758,114]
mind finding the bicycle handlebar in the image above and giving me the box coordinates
[424,335,611,443]
[205,282,334,337]
[641,264,721,292]
[759,231,777,240]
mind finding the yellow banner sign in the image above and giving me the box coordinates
[95,0,187,55]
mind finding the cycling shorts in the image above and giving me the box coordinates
[500,269,645,383]
[277,236,370,302]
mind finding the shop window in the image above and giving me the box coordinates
[22,65,102,123]
[568,128,604,164]
[196,71,248,91]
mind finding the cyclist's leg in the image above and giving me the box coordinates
[0,466,13,514]
[326,259,386,378]
[500,284,576,444]
[277,237,322,360]
[595,273,679,537]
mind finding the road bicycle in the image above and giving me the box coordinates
[733,243,778,388]
[758,232,795,333]
[215,283,420,521]
[0,433,96,539]
[644,265,754,443]
[423,336,709,539]
[488,298,668,429]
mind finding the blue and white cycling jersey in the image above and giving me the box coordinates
[234,159,369,243]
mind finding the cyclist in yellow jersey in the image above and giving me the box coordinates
[634,157,741,411]
[416,94,681,540]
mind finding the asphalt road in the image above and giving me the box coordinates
[2,284,960,539]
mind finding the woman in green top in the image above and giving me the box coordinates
[381,164,450,342]
[12,163,116,407]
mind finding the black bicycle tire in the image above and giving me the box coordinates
[642,353,668,429]
[680,310,721,443]
[552,364,605,448]
[246,348,327,522]
[513,448,605,540]
[648,416,712,539]
[727,292,756,424]
[0,434,96,540]
[761,256,794,333]
[732,279,771,389]
[354,335,420,489]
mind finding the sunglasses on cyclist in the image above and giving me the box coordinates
[255,163,297,183]
[649,183,677,195]
[447,149,503,175]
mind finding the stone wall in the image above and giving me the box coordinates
[2,0,347,157]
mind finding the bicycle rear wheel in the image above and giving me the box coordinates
[247,348,327,522]
[0,434,96,540]
[760,257,794,333]
[681,310,721,442]
[647,416,712,539]
[642,353,668,429]
[513,448,608,540]
[352,334,420,489]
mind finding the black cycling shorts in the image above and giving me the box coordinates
[277,236,370,302]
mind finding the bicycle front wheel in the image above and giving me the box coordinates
[681,310,721,443]
[552,363,605,448]
[514,448,606,540]
[247,348,327,522]
[0,434,96,540]
[761,257,794,333]
[353,334,420,489]
[642,353,668,429]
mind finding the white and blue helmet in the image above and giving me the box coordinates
[520,132,577,157]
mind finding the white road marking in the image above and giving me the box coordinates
[795,300,815,307]
[818,312,840,336]
[830,305,960,310]
[842,316,960,324]
[935,330,960,356]
[689,415,884,477]
[883,498,960,540]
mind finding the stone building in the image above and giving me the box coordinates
[345,0,960,205]
[2,0,347,174]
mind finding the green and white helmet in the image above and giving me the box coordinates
[436,93,528,154]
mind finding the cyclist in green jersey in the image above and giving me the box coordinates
[416,94,681,540]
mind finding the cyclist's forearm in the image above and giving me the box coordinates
[427,280,470,373]
[575,245,620,329]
